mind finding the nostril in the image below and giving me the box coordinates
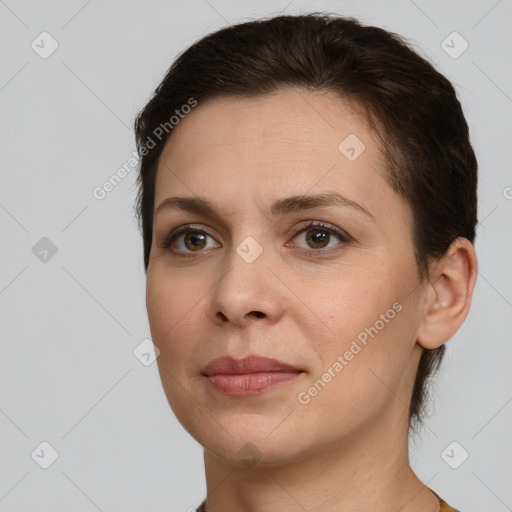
[250,311,265,318]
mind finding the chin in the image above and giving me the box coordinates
[188,407,334,470]
[202,433,309,469]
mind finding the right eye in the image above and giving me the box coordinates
[162,226,221,256]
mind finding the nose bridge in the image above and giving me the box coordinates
[208,230,284,325]
[219,232,268,302]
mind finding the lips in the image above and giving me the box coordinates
[202,355,305,396]
[202,355,302,376]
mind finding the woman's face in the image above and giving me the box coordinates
[146,89,428,467]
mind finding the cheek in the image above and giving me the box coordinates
[146,273,207,418]
[312,264,397,342]
[301,268,415,401]
[146,272,204,361]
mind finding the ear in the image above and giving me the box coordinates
[417,237,478,350]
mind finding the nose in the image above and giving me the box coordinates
[207,241,286,328]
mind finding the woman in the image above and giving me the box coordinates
[133,13,478,512]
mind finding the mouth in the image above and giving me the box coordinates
[202,355,305,396]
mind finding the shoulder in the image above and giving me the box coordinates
[196,496,461,511]
[439,496,462,512]
[429,488,461,512]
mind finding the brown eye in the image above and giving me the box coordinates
[291,221,350,252]
[162,226,220,254]
[183,232,207,251]
[304,228,331,249]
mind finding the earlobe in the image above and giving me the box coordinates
[417,238,478,350]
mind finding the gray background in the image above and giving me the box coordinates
[0,1,511,511]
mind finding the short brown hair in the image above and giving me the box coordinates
[133,12,478,430]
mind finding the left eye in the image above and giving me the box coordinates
[290,223,349,251]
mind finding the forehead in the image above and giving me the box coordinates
[153,89,408,230]
[161,89,378,159]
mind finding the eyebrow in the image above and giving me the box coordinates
[156,192,373,219]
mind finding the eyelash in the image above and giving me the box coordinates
[161,221,351,258]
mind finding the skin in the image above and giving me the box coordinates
[146,88,478,512]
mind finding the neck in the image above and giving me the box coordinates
[201,402,440,512]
